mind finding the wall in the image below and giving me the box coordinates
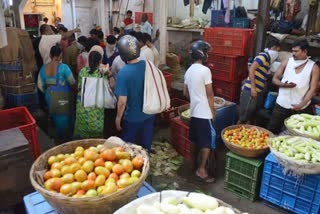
[22,0,62,26]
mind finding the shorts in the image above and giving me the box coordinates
[189,117,216,149]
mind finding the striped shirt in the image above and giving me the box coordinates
[243,52,271,93]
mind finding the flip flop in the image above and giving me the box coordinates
[195,174,215,183]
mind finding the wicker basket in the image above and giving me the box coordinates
[30,138,150,214]
[221,125,273,158]
[268,136,320,175]
[285,118,320,141]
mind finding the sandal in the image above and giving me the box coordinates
[195,174,215,183]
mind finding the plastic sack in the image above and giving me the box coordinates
[264,91,278,110]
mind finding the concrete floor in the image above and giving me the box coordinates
[28,110,290,214]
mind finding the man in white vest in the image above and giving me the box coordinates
[268,39,320,134]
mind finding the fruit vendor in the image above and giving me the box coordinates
[115,35,155,152]
[183,40,216,183]
[267,39,320,134]
[239,39,281,124]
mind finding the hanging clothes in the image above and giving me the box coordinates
[284,0,301,21]
[223,0,230,24]
[184,0,213,14]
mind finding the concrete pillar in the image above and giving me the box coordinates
[159,0,168,64]
[99,0,106,34]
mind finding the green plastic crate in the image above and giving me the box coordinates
[224,152,264,201]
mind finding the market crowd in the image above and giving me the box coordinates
[32,12,320,184]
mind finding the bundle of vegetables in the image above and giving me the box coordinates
[270,136,320,162]
[269,136,320,174]
[285,114,320,140]
[115,191,243,214]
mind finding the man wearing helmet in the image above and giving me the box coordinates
[183,40,216,183]
[115,35,155,152]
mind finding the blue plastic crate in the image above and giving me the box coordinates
[260,153,320,214]
[6,91,39,109]
[211,10,226,27]
[233,18,250,28]
[23,182,156,214]
[213,103,237,143]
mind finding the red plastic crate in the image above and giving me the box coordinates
[0,107,39,159]
[170,117,190,140]
[208,54,248,82]
[213,79,242,103]
[135,12,153,25]
[204,27,254,56]
[171,133,193,161]
[163,71,173,93]
[160,98,189,124]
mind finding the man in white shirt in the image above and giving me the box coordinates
[140,13,152,36]
[267,39,319,134]
[38,24,80,64]
[183,40,216,183]
[143,33,160,67]
[135,32,154,63]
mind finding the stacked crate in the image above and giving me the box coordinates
[0,28,38,111]
[205,27,254,103]
[0,63,38,110]
[225,152,264,201]
[260,153,320,214]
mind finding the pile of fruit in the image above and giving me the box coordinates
[270,136,320,162]
[222,126,270,149]
[135,193,237,214]
[43,145,144,197]
[285,114,320,139]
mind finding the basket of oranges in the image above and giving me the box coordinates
[29,137,149,214]
[221,125,273,158]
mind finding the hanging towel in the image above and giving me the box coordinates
[202,0,213,14]
[223,0,230,24]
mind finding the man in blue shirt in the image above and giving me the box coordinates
[115,35,155,151]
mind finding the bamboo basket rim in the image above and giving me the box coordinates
[284,118,320,141]
[30,138,150,204]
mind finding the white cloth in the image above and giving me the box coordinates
[276,57,315,109]
[140,21,152,35]
[39,34,62,64]
[151,46,160,67]
[140,46,155,63]
[184,63,213,119]
[143,60,170,114]
[0,4,7,48]
[111,55,126,80]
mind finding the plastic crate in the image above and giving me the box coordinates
[171,133,193,161]
[23,182,156,214]
[233,18,250,28]
[208,54,248,82]
[213,79,242,103]
[135,12,153,25]
[163,71,173,94]
[210,10,226,27]
[5,91,39,110]
[260,153,320,214]
[0,107,39,159]
[160,98,189,124]
[225,152,264,201]
[170,117,190,138]
[204,27,254,56]
[213,103,237,143]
